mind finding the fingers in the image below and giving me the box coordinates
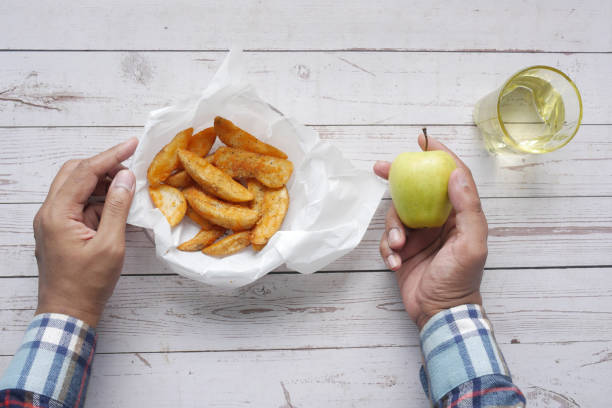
[57,138,138,208]
[48,160,128,203]
[448,168,484,218]
[373,161,391,180]
[385,205,406,250]
[375,160,400,270]
[380,205,406,270]
[380,230,402,271]
[83,203,105,230]
[397,226,443,260]
[417,134,469,171]
[94,169,136,246]
[47,159,80,200]
[447,168,488,265]
[107,163,128,178]
[376,161,400,270]
[91,177,113,197]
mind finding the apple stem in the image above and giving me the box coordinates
[422,127,428,151]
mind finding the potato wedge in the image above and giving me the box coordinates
[186,207,216,229]
[149,185,187,227]
[183,187,259,231]
[188,127,216,157]
[252,243,265,252]
[250,186,289,246]
[178,228,225,252]
[203,231,251,257]
[166,170,193,189]
[214,116,288,159]
[247,179,265,218]
[211,147,293,189]
[178,149,253,202]
[147,128,193,186]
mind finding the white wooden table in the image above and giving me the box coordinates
[1,1,611,406]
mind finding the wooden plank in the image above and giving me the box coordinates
[0,197,612,276]
[0,342,606,407]
[0,52,609,126]
[1,269,611,355]
[1,196,611,277]
[1,0,610,52]
[0,205,170,277]
[342,197,612,271]
[0,125,610,203]
[0,336,609,407]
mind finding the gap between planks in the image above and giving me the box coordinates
[2,123,612,128]
[0,344,419,358]
[1,49,612,54]
[5,195,612,206]
[1,337,609,358]
[2,264,612,280]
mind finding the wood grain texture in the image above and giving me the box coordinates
[0,341,607,407]
[1,269,611,355]
[0,125,610,203]
[0,52,609,126]
[1,1,610,405]
[1,196,611,277]
[1,0,611,52]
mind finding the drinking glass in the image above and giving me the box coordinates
[473,65,582,154]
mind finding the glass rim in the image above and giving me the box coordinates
[495,65,583,153]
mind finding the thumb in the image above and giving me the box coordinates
[96,169,136,243]
[448,168,488,262]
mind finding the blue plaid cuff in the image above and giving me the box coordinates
[419,304,511,402]
[0,313,97,408]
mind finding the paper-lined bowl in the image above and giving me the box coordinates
[127,50,385,288]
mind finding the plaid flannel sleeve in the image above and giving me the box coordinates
[0,313,97,408]
[419,304,526,407]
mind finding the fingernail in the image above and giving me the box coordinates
[388,228,401,247]
[387,255,400,269]
[121,137,138,147]
[111,169,135,192]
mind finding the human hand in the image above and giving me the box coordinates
[374,134,488,329]
[33,138,139,327]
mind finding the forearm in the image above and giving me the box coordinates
[419,304,525,407]
[0,313,97,408]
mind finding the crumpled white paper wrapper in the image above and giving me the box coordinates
[127,50,386,287]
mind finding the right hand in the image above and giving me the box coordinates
[34,138,138,327]
[374,134,488,330]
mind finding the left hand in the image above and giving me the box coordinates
[34,138,139,327]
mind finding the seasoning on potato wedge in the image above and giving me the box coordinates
[183,187,259,231]
[214,116,288,159]
[211,147,293,188]
[178,228,225,252]
[186,207,216,229]
[147,128,193,186]
[165,170,193,189]
[247,179,266,218]
[203,231,251,257]
[147,117,293,258]
[178,149,253,202]
[188,127,216,157]
[250,186,289,247]
[149,185,187,227]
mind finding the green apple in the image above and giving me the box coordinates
[389,150,456,228]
